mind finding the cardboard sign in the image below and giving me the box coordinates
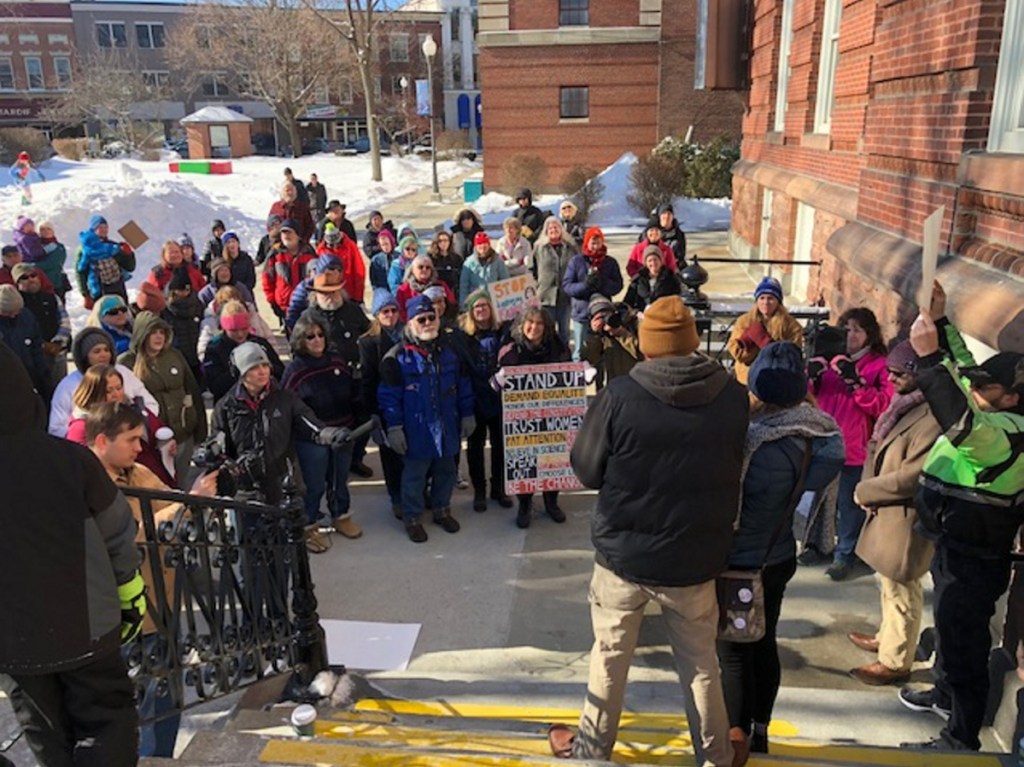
[501,363,587,495]
[118,220,149,250]
[917,206,944,309]
[489,273,540,322]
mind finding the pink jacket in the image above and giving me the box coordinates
[812,350,892,466]
[626,240,677,278]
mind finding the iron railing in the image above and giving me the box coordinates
[120,481,328,725]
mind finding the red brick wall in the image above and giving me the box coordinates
[479,43,660,190]
[658,0,746,142]
[510,0,640,30]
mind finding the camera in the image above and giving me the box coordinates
[193,434,266,497]
[604,304,632,331]
[809,324,846,361]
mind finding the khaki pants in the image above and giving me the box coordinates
[877,574,923,672]
[574,563,733,767]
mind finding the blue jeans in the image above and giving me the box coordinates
[571,319,586,362]
[401,456,456,524]
[834,464,865,562]
[294,440,354,525]
[544,301,571,348]
[136,635,181,757]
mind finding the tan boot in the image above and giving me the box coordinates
[332,517,363,539]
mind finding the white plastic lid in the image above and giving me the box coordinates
[291,704,317,726]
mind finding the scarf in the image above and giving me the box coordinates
[736,403,841,522]
[872,389,926,442]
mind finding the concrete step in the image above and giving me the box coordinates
[163,689,1014,767]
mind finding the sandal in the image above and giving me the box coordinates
[547,724,575,758]
[305,527,332,554]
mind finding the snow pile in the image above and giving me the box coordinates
[457,152,732,234]
[1,153,472,326]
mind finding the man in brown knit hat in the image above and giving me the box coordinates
[553,296,750,767]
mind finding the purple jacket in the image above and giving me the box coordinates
[812,350,892,466]
[13,217,46,262]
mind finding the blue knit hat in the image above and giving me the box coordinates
[754,276,784,303]
[220,231,239,244]
[406,294,434,320]
[371,289,398,316]
[748,341,807,406]
[88,214,107,231]
[96,294,127,318]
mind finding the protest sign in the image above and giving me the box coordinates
[501,362,587,495]
[917,206,944,309]
[118,220,149,250]
[489,273,540,322]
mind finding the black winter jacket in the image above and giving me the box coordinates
[358,328,402,416]
[623,268,684,311]
[571,355,749,586]
[211,381,322,504]
[165,294,204,379]
[281,351,362,428]
[0,341,139,673]
[202,333,284,403]
[300,302,370,371]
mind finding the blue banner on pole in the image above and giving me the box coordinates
[415,80,430,116]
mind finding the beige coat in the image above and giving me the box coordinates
[727,306,804,384]
[855,399,941,581]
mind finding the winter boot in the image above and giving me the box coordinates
[516,496,532,529]
[433,508,461,534]
[543,492,566,523]
[473,487,487,512]
[490,480,512,508]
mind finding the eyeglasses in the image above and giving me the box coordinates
[404,246,418,253]
[305,331,325,340]
[104,306,129,316]
[378,307,399,315]
[414,313,438,325]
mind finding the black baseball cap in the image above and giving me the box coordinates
[962,352,1024,393]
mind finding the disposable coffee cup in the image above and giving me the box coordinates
[291,704,317,737]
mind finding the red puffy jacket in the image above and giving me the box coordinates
[262,243,316,313]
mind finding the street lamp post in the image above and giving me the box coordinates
[399,75,409,154]
[422,33,441,202]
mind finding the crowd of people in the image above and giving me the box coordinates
[0,165,1020,767]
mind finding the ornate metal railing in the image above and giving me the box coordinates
[120,483,328,726]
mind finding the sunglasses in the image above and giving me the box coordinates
[404,246,418,252]
[104,306,129,316]
[414,313,438,325]
[378,307,399,315]
[305,331,325,340]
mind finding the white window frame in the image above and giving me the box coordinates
[135,22,165,49]
[791,202,815,300]
[96,21,127,48]
[142,70,169,89]
[390,33,410,63]
[338,79,353,104]
[19,34,39,45]
[314,83,330,104]
[24,57,44,91]
[53,56,72,89]
[200,73,229,97]
[0,58,14,90]
[758,189,774,261]
[773,0,796,133]
[48,33,68,45]
[987,0,1024,153]
[813,0,843,134]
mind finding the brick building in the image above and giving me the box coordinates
[731,0,1024,352]
[0,1,76,133]
[476,0,746,192]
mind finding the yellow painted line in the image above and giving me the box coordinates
[260,738,697,766]
[313,720,694,751]
[348,698,796,738]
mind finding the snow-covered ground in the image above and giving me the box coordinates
[470,152,732,233]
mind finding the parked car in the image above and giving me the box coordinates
[342,136,390,155]
[252,132,277,156]
[164,138,189,158]
[301,137,331,155]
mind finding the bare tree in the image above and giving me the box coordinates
[168,0,348,157]
[304,0,392,180]
[39,50,170,151]
[374,91,425,155]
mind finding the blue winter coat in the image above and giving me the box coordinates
[387,254,415,293]
[0,311,50,395]
[378,335,474,460]
[78,230,129,298]
[562,253,623,322]
[369,251,395,292]
[459,254,510,300]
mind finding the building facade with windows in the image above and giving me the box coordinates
[0,1,76,132]
[476,0,745,191]
[731,0,1024,351]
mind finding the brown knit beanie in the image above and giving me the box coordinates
[639,296,700,358]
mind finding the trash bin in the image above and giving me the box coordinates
[463,177,484,203]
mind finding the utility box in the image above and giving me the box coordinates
[464,177,484,203]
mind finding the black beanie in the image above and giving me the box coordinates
[167,267,191,293]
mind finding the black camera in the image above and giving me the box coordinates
[604,304,631,330]
[809,324,846,361]
[193,434,266,497]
